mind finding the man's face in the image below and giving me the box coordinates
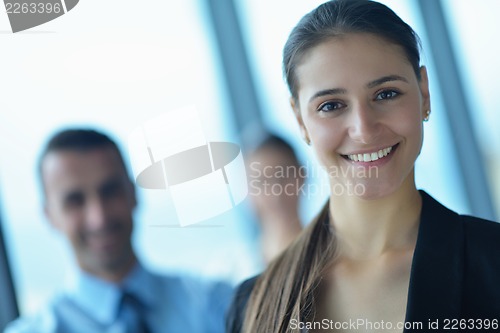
[42,146,137,276]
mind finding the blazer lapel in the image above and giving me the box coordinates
[404,190,464,332]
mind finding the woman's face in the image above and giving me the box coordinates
[292,33,430,199]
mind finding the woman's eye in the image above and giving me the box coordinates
[318,101,344,112]
[375,90,400,101]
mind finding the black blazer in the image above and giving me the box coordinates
[227,191,500,332]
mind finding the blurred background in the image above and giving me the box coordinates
[0,0,499,329]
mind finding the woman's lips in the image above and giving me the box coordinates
[341,143,399,164]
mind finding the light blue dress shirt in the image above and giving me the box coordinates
[4,264,233,333]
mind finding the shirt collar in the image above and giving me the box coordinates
[120,262,157,310]
[66,263,157,325]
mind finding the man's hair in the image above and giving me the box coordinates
[253,133,301,168]
[38,128,130,191]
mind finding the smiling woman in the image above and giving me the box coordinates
[226,1,500,332]
[292,33,429,200]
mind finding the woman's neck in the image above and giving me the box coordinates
[329,176,421,261]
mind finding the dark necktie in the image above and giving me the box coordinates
[119,291,152,333]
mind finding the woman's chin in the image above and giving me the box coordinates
[330,179,398,200]
[355,188,391,200]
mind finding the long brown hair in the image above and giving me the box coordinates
[242,1,422,332]
[243,202,335,332]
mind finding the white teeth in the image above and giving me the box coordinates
[346,145,394,162]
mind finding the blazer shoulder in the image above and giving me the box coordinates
[420,189,500,241]
[460,214,500,253]
[460,214,500,228]
[225,276,259,333]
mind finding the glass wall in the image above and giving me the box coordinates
[442,0,500,218]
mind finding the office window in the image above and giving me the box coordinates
[442,0,500,218]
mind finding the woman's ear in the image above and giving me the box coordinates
[290,97,311,145]
[419,66,431,119]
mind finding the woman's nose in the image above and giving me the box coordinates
[347,102,383,144]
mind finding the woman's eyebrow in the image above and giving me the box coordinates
[307,75,409,105]
[366,75,408,88]
[308,88,347,104]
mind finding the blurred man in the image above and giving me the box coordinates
[5,128,232,333]
[246,134,304,264]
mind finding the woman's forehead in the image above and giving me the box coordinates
[295,33,415,93]
[300,33,409,71]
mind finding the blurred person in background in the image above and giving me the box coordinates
[5,128,232,333]
[246,134,304,264]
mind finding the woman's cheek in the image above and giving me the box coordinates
[307,118,344,160]
[393,111,420,134]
